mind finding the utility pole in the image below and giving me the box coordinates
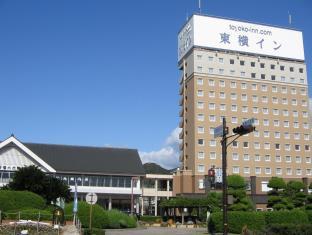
[221,117,228,235]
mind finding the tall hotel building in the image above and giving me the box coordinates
[174,14,311,202]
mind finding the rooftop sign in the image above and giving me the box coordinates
[178,15,304,61]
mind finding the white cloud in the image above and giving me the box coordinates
[139,127,181,169]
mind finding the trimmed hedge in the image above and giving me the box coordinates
[264,210,309,225]
[105,210,137,229]
[0,190,45,212]
[209,211,265,234]
[65,201,109,229]
[140,216,162,223]
[266,224,312,235]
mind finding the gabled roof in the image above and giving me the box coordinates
[24,143,145,176]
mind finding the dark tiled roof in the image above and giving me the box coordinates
[143,162,170,174]
[24,143,145,176]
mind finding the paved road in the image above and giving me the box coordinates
[61,225,80,235]
[106,227,207,235]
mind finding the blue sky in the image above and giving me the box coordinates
[0,0,311,168]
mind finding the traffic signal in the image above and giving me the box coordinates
[233,125,255,135]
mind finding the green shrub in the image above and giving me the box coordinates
[65,201,109,229]
[5,209,53,220]
[305,210,312,223]
[83,228,106,235]
[266,223,312,235]
[210,211,265,234]
[264,210,309,225]
[0,190,45,211]
[105,210,137,229]
[140,215,162,223]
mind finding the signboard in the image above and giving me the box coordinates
[214,125,224,138]
[178,15,304,61]
[242,118,255,127]
[86,192,97,205]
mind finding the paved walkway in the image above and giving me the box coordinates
[61,225,80,235]
[106,227,207,235]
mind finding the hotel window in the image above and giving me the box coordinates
[307,169,312,176]
[232,153,239,160]
[291,88,296,94]
[231,117,238,123]
[300,88,306,95]
[303,123,309,129]
[208,68,214,73]
[209,128,214,135]
[240,60,245,66]
[290,67,294,72]
[264,131,270,138]
[296,169,302,176]
[306,157,311,163]
[281,76,286,81]
[198,152,205,159]
[209,103,215,110]
[197,101,204,109]
[265,155,271,161]
[241,94,247,101]
[209,91,215,97]
[261,85,267,91]
[304,134,310,141]
[231,93,237,100]
[197,114,204,121]
[262,96,268,103]
[197,66,203,72]
[294,145,300,151]
[272,97,278,104]
[208,56,213,61]
[291,99,297,106]
[255,167,261,174]
[254,130,260,137]
[197,54,202,59]
[260,63,265,68]
[210,140,216,147]
[264,143,270,150]
[198,165,205,173]
[294,133,300,140]
[275,155,281,162]
[232,166,239,174]
[220,104,226,110]
[273,120,279,127]
[262,108,269,114]
[282,98,288,105]
[197,126,204,134]
[243,154,250,161]
[286,168,292,175]
[271,75,276,80]
[251,73,256,78]
[243,142,249,148]
[230,81,237,88]
[281,87,287,93]
[285,155,292,161]
[305,145,310,151]
[231,105,237,112]
[299,68,304,73]
[220,116,225,122]
[219,69,224,74]
[219,92,226,99]
[293,111,298,117]
[252,95,258,102]
[254,142,260,149]
[255,154,261,161]
[276,168,282,175]
[253,107,258,113]
[254,119,259,125]
[284,132,290,139]
[197,90,203,97]
[219,80,225,87]
[285,144,291,151]
[209,115,216,122]
[303,111,308,118]
[275,143,280,150]
[210,152,216,159]
[251,84,257,90]
[263,119,269,126]
[208,79,214,86]
[302,100,307,106]
[197,78,204,85]
[280,65,285,70]
[240,71,246,77]
[198,139,204,146]
[261,74,265,79]
[271,64,275,69]
[232,141,238,148]
[198,179,204,189]
[230,59,235,64]
[293,122,299,128]
[274,132,280,138]
[242,106,248,113]
[244,167,250,174]
[265,168,271,175]
[284,121,289,127]
[272,86,278,92]
[219,57,224,63]
[283,110,289,116]
[230,70,235,75]
[295,156,301,163]
[291,77,295,83]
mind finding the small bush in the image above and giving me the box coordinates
[210,211,265,234]
[83,228,106,235]
[105,210,137,229]
[0,190,45,212]
[305,210,312,223]
[264,210,309,225]
[266,223,312,235]
[65,201,109,229]
[140,215,162,223]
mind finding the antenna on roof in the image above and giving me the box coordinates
[288,11,292,25]
[198,0,201,14]
[186,12,189,21]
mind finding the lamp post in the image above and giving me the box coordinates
[131,177,139,215]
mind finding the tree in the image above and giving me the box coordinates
[227,175,254,211]
[268,177,286,195]
[7,165,70,204]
